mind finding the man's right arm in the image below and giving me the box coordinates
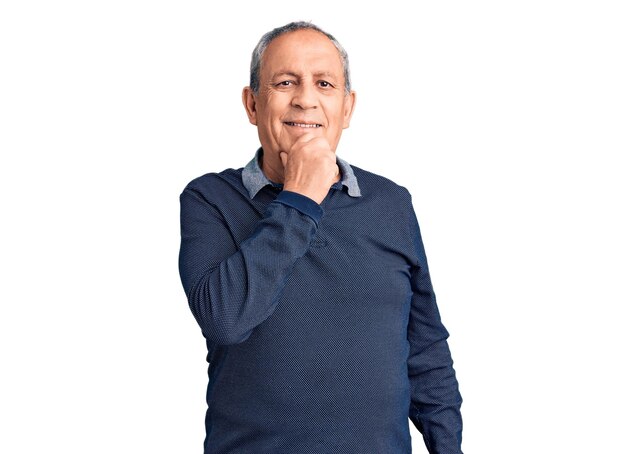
[178,185,322,345]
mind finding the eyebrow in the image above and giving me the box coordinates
[271,71,299,80]
[271,71,339,80]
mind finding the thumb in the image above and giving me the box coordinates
[279,151,288,168]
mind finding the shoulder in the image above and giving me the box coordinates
[183,167,242,192]
[180,167,245,203]
[349,163,418,233]
[350,163,413,204]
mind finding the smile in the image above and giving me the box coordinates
[284,122,322,128]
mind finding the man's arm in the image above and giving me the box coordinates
[405,195,463,454]
[179,134,340,345]
[178,186,322,345]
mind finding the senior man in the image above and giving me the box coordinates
[178,21,463,454]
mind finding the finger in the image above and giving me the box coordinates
[279,151,288,167]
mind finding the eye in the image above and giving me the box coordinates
[318,80,333,88]
[276,80,293,87]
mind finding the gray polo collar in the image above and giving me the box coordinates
[242,147,362,199]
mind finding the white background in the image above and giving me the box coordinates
[1,1,624,453]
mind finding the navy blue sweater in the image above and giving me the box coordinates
[178,150,463,453]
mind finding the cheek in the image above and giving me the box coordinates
[323,99,346,123]
[265,91,289,112]
[256,102,281,131]
[327,107,346,133]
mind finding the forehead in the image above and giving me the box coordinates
[260,29,343,77]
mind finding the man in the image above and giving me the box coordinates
[178,21,463,453]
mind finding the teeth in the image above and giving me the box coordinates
[286,122,321,128]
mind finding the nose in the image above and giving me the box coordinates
[291,82,318,110]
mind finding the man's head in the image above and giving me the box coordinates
[248,22,352,96]
[242,21,356,182]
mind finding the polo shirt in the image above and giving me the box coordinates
[178,148,463,453]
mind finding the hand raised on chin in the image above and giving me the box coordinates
[279,132,340,205]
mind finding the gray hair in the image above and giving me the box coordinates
[249,21,352,95]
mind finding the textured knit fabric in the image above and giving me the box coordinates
[178,148,463,454]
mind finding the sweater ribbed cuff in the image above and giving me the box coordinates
[274,190,324,226]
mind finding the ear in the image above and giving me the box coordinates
[242,86,258,125]
[342,90,357,129]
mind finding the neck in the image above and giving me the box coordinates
[260,151,285,184]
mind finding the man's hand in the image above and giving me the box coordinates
[279,133,340,205]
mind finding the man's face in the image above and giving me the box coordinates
[243,29,356,169]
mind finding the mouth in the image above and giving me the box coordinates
[284,121,323,128]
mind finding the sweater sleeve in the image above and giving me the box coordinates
[178,186,322,345]
[405,194,464,454]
